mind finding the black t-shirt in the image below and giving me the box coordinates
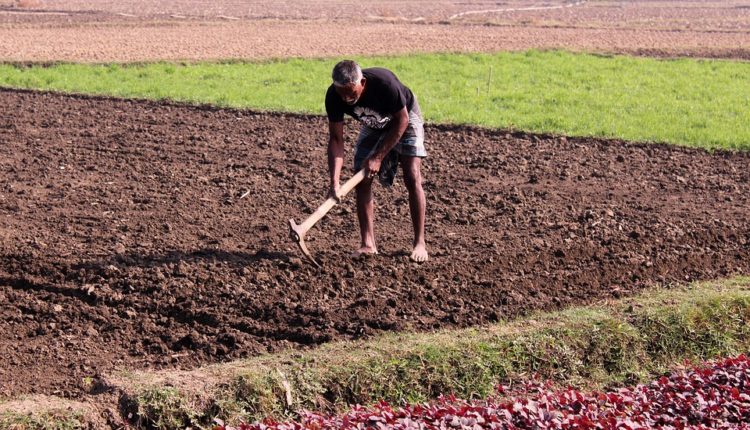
[325,67,415,129]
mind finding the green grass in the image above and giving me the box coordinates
[131,387,201,430]
[117,276,750,429]
[1,51,749,150]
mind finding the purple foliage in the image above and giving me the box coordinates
[214,354,750,430]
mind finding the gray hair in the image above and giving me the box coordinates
[332,60,362,86]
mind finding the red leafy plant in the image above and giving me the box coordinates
[214,354,750,430]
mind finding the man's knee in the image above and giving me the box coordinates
[355,179,373,197]
[404,171,422,190]
[402,159,423,189]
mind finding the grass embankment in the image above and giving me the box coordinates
[0,412,84,430]
[1,51,749,150]
[117,277,750,429]
[0,396,88,430]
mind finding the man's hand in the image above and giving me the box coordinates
[366,156,382,180]
[328,182,341,202]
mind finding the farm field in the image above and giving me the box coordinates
[1,0,750,428]
[214,354,750,429]
[3,52,750,150]
[1,88,749,399]
[1,0,749,62]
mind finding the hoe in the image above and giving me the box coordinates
[289,169,366,268]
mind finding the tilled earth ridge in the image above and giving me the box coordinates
[3,0,749,30]
[0,88,749,398]
[1,1,750,62]
[2,22,749,64]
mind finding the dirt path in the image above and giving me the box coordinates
[1,0,749,62]
[1,88,748,398]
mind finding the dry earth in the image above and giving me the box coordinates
[1,88,749,400]
[0,0,749,62]
[1,1,749,427]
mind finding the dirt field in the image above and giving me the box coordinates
[1,88,749,398]
[1,0,749,62]
[1,2,750,426]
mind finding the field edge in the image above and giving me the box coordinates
[112,276,750,429]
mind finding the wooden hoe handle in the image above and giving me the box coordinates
[288,169,367,267]
[295,169,366,235]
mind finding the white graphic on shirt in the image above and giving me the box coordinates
[353,106,391,129]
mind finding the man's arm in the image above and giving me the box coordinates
[327,120,345,198]
[366,106,408,176]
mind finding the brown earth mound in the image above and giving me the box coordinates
[0,88,749,398]
[1,0,749,62]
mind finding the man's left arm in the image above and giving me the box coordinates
[366,106,408,176]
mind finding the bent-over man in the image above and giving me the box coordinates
[325,60,429,262]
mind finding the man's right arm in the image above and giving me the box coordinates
[327,120,345,199]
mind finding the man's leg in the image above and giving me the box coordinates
[353,177,378,257]
[352,127,380,258]
[401,156,428,262]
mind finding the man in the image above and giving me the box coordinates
[325,60,429,263]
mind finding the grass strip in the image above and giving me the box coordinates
[114,276,750,429]
[0,413,84,430]
[0,393,103,429]
[1,51,749,150]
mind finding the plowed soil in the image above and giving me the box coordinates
[1,0,749,62]
[1,88,749,398]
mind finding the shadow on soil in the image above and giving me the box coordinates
[74,248,290,272]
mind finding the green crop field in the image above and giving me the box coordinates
[1,50,748,150]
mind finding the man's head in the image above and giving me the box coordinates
[332,60,366,105]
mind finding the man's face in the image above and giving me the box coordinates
[334,78,366,105]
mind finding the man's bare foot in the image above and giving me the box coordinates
[410,244,429,263]
[352,246,378,258]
